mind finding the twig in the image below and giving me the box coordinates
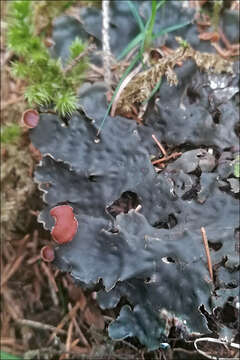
[71,338,80,347]
[65,320,74,359]
[63,44,96,75]
[1,253,27,288]
[102,0,112,89]
[27,254,41,265]
[41,261,59,306]
[40,262,58,292]
[68,303,89,347]
[48,301,81,345]
[173,348,198,356]
[33,263,44,285]
[88,63,104,76]
[152,134,167,156]
[201,227,213,281]
[15,319,66,335]
[152,152,182,165]
[0,337,26,351]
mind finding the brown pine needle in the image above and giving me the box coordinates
[65,320,74,358]
[40,262,58,292]
[152,134,167,156]
[71,338,80,347]
[152,152,182,165]
[201,227,213,281]
[1,253,27,288]
[48,301,81,345]
[68,303,89,347]
[15,319,66,335]
[27,254,41,265]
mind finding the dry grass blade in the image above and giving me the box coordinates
[201,227,213,281]
[15,318,67,334]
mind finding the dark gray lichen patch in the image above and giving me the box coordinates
[30,3,239,348]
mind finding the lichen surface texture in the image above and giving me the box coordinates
[30,1,239,350]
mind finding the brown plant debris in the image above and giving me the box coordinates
[115,41,234,115]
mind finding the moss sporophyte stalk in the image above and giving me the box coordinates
[7,0,88,118]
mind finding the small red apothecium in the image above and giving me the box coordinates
[50,205,78,244]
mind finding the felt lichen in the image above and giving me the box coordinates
[7,0,88,118]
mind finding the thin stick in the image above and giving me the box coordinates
[68,303,89,347]
[27,254,40,265]
[40,262,58,292]
[41,262,59,306]
[1,253,27,288]
[201,227,213,281]
[65,320,74,359]
[102,0,112,89]
[152,152,182,165]
[152,134,167,156]
[48,301,81,345]
[63,44,96,75]
[15,319,66,334]
[71,338,80,347]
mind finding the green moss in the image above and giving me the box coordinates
[7,0,88,118]
[1,124,21,144]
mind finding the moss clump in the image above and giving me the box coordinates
[1,124,21,144]
[7,0,88,118]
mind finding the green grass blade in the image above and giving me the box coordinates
[142,77,162,105]
[97,53,142,135]
[156,0,167,10]
[153,20,191,38]
[117,32,143,61]
[0,351,22,360]
[144,0,157,50]
[127,1,145,32]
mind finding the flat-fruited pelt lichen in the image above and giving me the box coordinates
[31,90,239,348]
[29,1,239,350]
